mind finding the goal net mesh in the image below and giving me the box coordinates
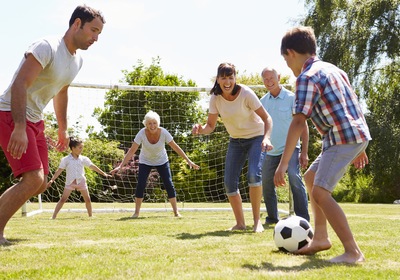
[27,83,290,213]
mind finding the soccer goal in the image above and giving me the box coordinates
[23,83,291,216]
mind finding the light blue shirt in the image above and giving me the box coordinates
[260,87,300,156]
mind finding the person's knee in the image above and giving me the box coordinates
[311,186,329,205]
[303,170,314,189]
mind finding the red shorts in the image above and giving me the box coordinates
[0,111,49,178]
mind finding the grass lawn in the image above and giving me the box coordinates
[0,202,399,279]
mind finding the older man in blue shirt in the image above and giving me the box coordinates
[260,67,310,224]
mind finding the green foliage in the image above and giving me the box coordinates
[303,0,400,202]
[94,57,229,202]
[0,150,12,194]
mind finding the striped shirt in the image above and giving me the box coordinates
[295,56,371,150]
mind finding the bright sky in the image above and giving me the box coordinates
[0,0,306,90]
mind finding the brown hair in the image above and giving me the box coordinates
[210,62,241,96]
[280,26,317,55]
[69,5,106,28]
[69,137,83,150]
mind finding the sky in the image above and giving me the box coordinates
[0,0,306,89]
[0,0,306,136]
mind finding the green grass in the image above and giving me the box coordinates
[1,203,399,279]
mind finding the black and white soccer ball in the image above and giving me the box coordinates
[273,215,314,253]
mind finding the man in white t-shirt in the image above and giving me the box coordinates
[0,5,105,245]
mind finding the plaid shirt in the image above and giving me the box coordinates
[295,56,371,150]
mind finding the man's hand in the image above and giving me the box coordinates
[55,129,69,152]
[7,125,28,159]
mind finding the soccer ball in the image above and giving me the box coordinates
[273,215,314,253]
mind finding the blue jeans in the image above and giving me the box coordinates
[262,148,310,222]
[224,136,263,196]
[136,162,176,199]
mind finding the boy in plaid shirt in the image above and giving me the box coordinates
[274,26,371,264]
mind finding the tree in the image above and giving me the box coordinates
[302,0,400,202]
[94,57,219,202]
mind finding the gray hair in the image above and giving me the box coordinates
[142,110,161,126]
[261,67,279,78]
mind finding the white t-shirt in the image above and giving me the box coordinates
[59,154,93,185]
[209,84,264,139]
[0,37,83,123]
[133,127,173,166]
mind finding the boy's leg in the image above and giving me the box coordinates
[295,168,331,255]
[313,186,364,263]
[297,143,367,263]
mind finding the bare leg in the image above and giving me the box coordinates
[312,187,364,264]
[249,186,264,233]
[0,170,44,245]
[52,188,73,219]
[79,189,93,217]
[168,197,181,217]
[132,197,143,218]
[295,169,332,255]
[227,193,246,230]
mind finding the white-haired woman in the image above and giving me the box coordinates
[111,111,199,218]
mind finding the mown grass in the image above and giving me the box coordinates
[0,203,399,279]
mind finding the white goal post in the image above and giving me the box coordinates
[22,83,292,217]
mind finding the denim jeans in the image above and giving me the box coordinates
[262,148,310,222]
[224,135,263,196]
[136,162,176,198]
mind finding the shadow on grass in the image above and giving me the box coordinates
[117,215,175,221]
[175,227,256,240]
[242,254,336,271]
[0,238,28,247]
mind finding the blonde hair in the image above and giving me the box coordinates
[142,110,160,126]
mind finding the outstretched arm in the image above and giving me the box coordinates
[192,113,218,135]
[168,140,200,170]
[90,164,112,178]
[47,168,65,187]
[110,142,140,175]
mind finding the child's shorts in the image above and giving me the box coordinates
[309,142,369,192]
[65,178,88,191]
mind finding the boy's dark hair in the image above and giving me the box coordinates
[280,26,317,55]
[210,62,241,96]
[69,5,106,28]
[69,137,83,150]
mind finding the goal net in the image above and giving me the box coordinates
[25,83,291,215]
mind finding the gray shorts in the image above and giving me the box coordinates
[309,142,369,192]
